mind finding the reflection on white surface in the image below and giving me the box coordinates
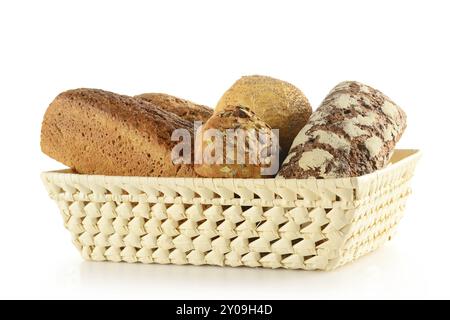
[75,242,425,299]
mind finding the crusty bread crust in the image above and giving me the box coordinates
[135,93,212,123]
[41,88,197,177]
[277,81,407,178]
[216,75,312,154]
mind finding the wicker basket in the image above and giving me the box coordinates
[41,149,420,271]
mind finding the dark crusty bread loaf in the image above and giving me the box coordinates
[277,81,407,178]
[41,88,197,177]
[135,93,212,123]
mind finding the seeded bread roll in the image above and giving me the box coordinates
[277,81,407,178]
[135,93,212,123]
[216,75,312,154]
[41,88,197,177]
[194,105,277,178]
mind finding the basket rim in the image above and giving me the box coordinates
[41,149,421,184]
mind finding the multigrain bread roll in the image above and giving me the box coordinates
[277,81,407,179]
[41,88,197,177]
[135,93,212,123]
[194,105,277,178]
[216,75,312,153]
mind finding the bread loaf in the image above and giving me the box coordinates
[194,105,277,178]
[135,93,212,123]
[216,75,312,154]
[41,88,197,177]
[277,81,407,178]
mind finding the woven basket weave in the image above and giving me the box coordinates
[41,149,420,271]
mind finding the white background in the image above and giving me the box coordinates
[0,0,448,299]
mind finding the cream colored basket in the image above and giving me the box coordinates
[41,149,420,271]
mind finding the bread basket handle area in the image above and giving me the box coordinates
[389,149,421,165]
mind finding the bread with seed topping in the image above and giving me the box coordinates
[194,105,278,178]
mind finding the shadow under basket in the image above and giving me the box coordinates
[41,149,421,271]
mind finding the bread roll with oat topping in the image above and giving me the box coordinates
[194,105,277,178]
[277,81,407,179]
